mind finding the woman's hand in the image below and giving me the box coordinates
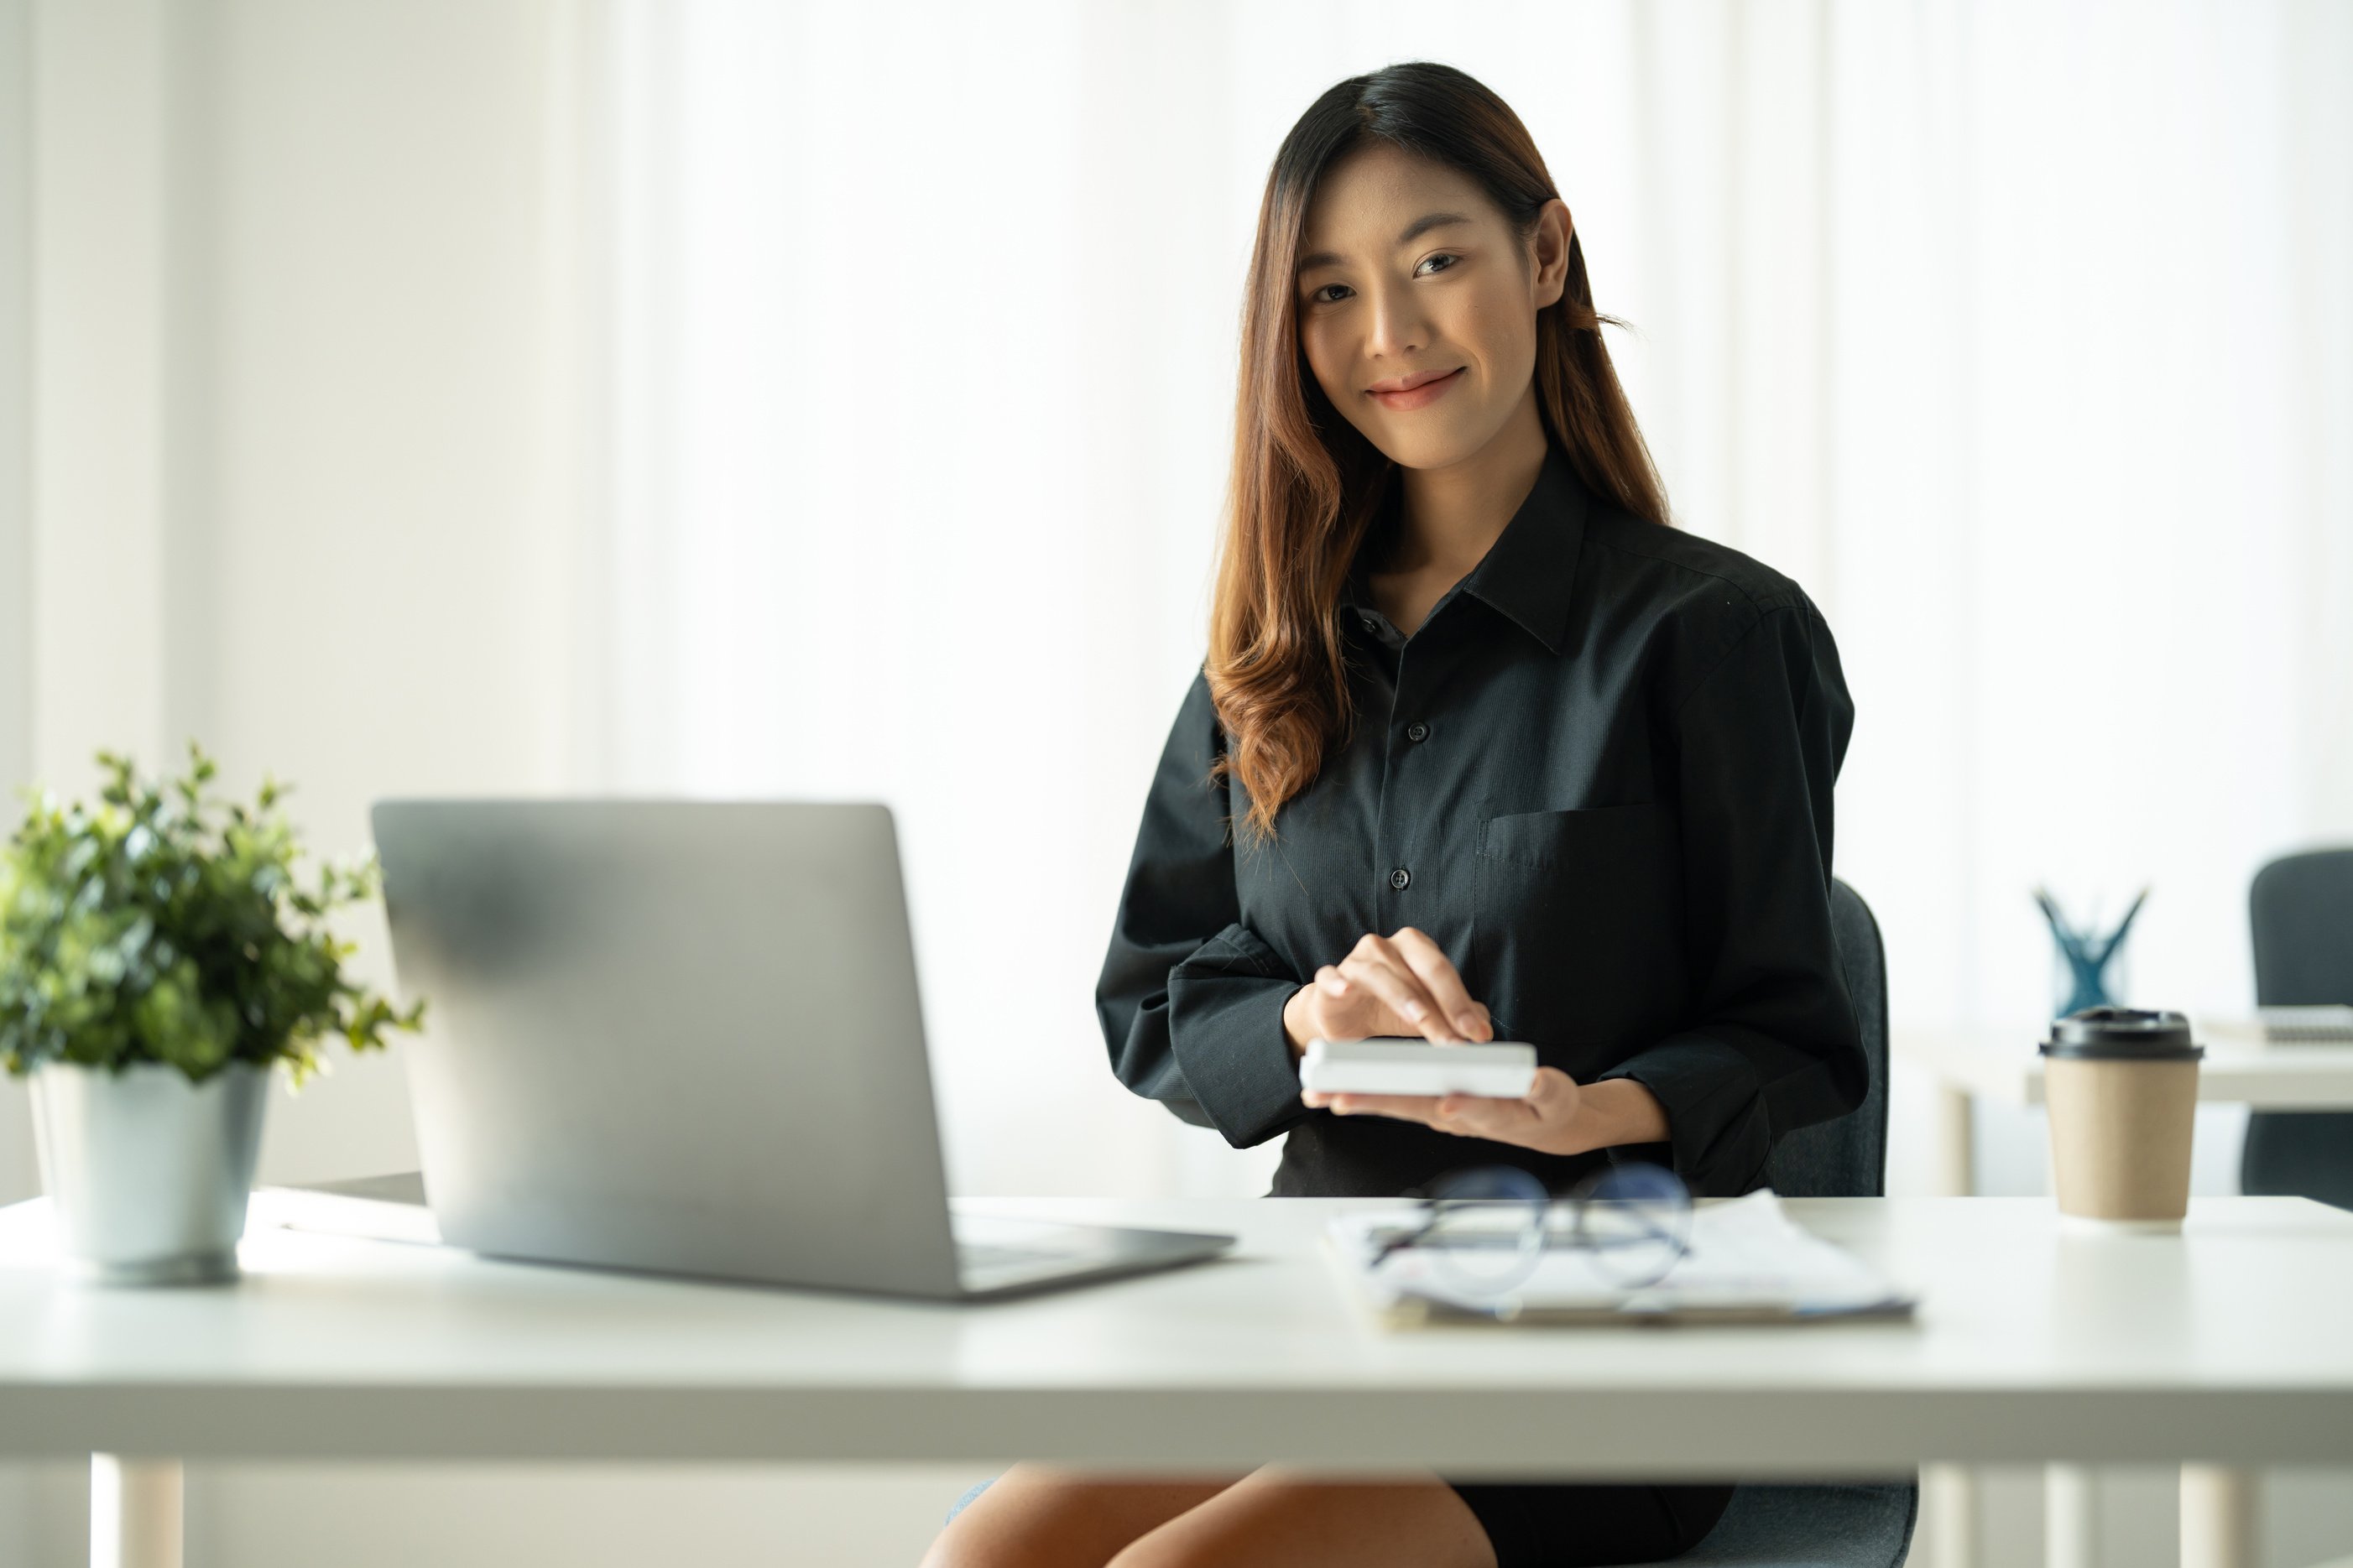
[1303,1065,1583,1154]
[1281,927,1493,1055]
[1282,927,1673,1160]
[1302,1071,1671,1160]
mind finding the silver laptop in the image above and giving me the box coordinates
[363,800,1233,1300]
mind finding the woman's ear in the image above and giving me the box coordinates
[1530,199,1573,310]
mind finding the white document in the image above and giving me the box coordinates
[1328,1189,1916,1326]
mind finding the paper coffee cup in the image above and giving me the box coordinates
[2041,1007,2204,1230]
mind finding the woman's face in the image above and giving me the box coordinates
[1294,143,1569,473]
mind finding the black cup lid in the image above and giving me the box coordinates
[2041,1006,2205,1061]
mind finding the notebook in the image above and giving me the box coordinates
[2196,1007,2353,1046]
[2257,1006,2353,1044]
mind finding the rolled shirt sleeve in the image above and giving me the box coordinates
[1095,669,1309,1149]
[1594,591,1868,1196]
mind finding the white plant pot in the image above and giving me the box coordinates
[27,1059,269,1285]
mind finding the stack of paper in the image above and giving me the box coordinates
[2199,1006,2353,1045]
[2262,1005,2353,1042]
[1328,1190,1916,1326]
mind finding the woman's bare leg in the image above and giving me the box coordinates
[918,1463,1244,1568]
[1106,1466,1496,1568]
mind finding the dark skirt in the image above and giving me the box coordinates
[1444,1479,1735,1567]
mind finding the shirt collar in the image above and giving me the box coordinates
[1339,441,1589,655]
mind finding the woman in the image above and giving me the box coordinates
[925,60,1864,1568]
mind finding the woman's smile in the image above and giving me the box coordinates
[1368,365,1465,410]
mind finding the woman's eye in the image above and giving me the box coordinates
[1306,258,1455,306]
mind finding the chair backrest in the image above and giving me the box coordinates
[2250,847,2353,1006]
[2241,847,2353,1210]
[1759,878,1890,1200]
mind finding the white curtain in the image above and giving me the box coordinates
[593,0,2353,1199]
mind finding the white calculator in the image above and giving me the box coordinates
[1299,1038,1539,1098]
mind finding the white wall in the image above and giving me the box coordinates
[0,4,984,1564]
[0,0,33,1222]
[597,0,2353,1219]
[3,0,595,1206]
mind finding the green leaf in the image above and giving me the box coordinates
[0,745,425,1084]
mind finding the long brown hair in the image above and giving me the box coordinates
[1207,61,1667,847]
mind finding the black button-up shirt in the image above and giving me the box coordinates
[1096,440,1865,1199]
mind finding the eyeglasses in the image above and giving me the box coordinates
[1364,1160,1693,1305]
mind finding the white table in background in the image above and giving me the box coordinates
[3,1194,2350,1568]
[1894,1021,2353,1568]
[1894,1018,2353,1199]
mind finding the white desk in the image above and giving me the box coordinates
[1894,1022,2353,1199]
[3,1194,2350,1568]
[1892,1023,2353,1567]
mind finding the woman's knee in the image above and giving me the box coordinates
[1101,1473,1495,1568]
[919,1490,1071,1568]
[1103,1536,1208,1568]
[916,1513,1012,1568]
[921,1507,1087,1568]
[920,1470,1236,1568]
[1106,1538,1227,1568]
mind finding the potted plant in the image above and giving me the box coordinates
[0,744,423,1284]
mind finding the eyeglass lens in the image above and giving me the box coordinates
[1412,1161,1693,1300]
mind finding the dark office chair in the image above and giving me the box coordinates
[945,879,1916,1566]
[1605,878,1916,1567]
[2241,848,2353,1211]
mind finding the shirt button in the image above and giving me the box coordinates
[1389,867,1411,891]
[1405,721,1429,742]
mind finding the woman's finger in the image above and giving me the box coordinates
[1426,1091,1544,1141]
[1339,936,1449,1041]
[1524,1065,1579,1113]
[1386,926,1488,1041]
[1323,1091,1447,1122]
[1293,964,1354,1044]
[1328,1089,1544,1148]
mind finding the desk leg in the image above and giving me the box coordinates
[1922,1464,1978,1568]
[2180,1465,2255,1568]
[1933,1080,1976,1197]
[1924,1086,1980,1568]
[2046,1464,2100,1568]
[90,1455,181,1568]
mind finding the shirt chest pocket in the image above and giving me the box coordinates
[1469,802,1689,1055]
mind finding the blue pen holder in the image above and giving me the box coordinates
[2034,886,2147,1018]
